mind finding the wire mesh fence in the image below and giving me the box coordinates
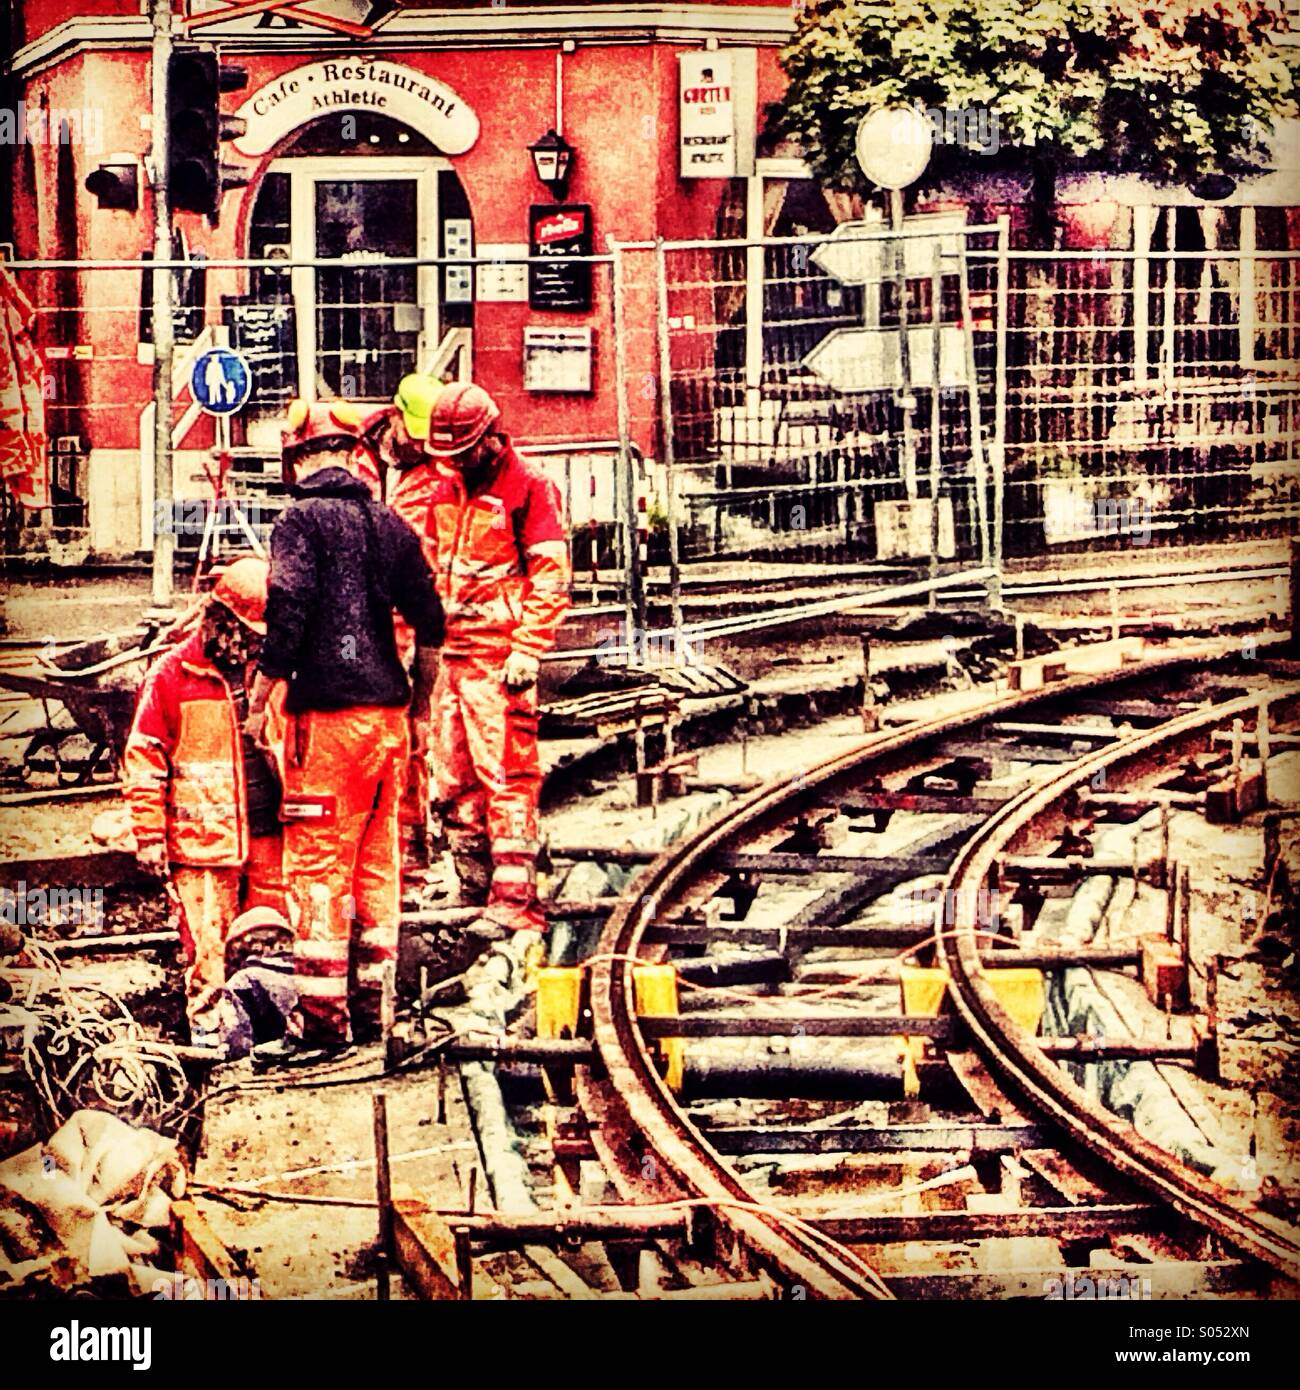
[653,223,1299,574]
[3,222,1297,618]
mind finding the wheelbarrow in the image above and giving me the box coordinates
[0,610,200,787]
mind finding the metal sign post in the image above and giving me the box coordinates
[855,108,933,503]
[150,0,175,607]
[189,344,263,573]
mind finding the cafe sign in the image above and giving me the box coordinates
[232,59,479,158]
[679,51,736,178]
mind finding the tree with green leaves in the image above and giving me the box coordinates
[780,0,1299,240]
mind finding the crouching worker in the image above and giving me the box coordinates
[246,399,444,1069]
[122,558,286,1047]
[214,906,298,1059]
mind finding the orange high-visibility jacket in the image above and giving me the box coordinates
[122,631,287,868]
[423,440,571,660]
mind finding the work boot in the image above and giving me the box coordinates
[251,1034,356,1071]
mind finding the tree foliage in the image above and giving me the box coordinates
[779,0,1300,194]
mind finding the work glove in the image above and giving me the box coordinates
[502,650,540,691]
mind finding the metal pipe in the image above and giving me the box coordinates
[609,241,646,664]
[149,0,174,607]
[990,214,1011,611]
[654,238,684,658]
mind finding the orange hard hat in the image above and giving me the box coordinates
[210,556,269,635]
[426,382,501,456]
[281,398,365,463]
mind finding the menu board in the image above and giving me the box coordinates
[528,204,593,313]
[222,296,298,406]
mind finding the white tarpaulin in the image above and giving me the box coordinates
[0,1110,185,1289]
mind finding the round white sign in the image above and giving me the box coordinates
[232,60,479,158]
[854,107,932,190]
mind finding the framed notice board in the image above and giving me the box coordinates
[221,295,298,407]
[528,204,593,313]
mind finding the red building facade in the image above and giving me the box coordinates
[7,1,794,553]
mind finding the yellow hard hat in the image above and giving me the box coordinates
[394,373,443,441]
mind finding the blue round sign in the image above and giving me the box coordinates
[191,347,253,416]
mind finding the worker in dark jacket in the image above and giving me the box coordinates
[246,399,444,1067]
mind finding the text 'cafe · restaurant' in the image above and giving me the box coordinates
[7,0,794,557]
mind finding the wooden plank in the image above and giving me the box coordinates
[704,1122,1048,1155]
[171,1200,243,1286]
[945,1050,1032,1123]
[814,1204,1156,1244]
[0,850,155,893]
[1019,1148,1116,1206]
[718,851,953,876]
[391,1198,463,1301]
[1009,636,1145,693]
[842,791,1011,816]
[638,1014,954,1040]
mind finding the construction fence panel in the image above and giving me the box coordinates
[648,225,1299,577]
[653,223,1000,581]
[1,255,636,628]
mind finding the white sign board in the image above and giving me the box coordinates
[811,213,967,286]
[679,51,736,178]
[524,326,593,393]
[855,107,932,190]
[232,60,479,157]
[476,244,529,303]
[803,325,969,393]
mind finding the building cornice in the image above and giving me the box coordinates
[9,5,796,79]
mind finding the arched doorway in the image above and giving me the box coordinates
[240,111,473,442]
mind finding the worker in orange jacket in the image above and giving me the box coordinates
[421,383,571,1022]
[354,374,446,866]
[122,558,287,1045]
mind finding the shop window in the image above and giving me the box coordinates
[1253,207,1299,364]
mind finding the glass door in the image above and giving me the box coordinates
[284,159,440,404]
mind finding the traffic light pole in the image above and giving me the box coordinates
[149,0,175,606]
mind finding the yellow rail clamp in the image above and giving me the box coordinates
[633,963,684,1093]
[898,966,948,1098]
[536,967,583,1040]
[897,965,1044,1097]
[986,968,1045,1035]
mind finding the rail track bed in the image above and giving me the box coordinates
[509,638,1300,1301]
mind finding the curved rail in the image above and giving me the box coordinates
[941,681,1300,1282]
[579,638,1291,1296]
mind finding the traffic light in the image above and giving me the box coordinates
[85,159,139,211]
[166,47,250,223]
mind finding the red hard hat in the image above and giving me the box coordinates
[281,398,365,462]
[426,382,501,456]
[210,556,269,635]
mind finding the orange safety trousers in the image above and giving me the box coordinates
[172,834,285,1035]
[431,654,543,932]
[281,705,408,1045]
